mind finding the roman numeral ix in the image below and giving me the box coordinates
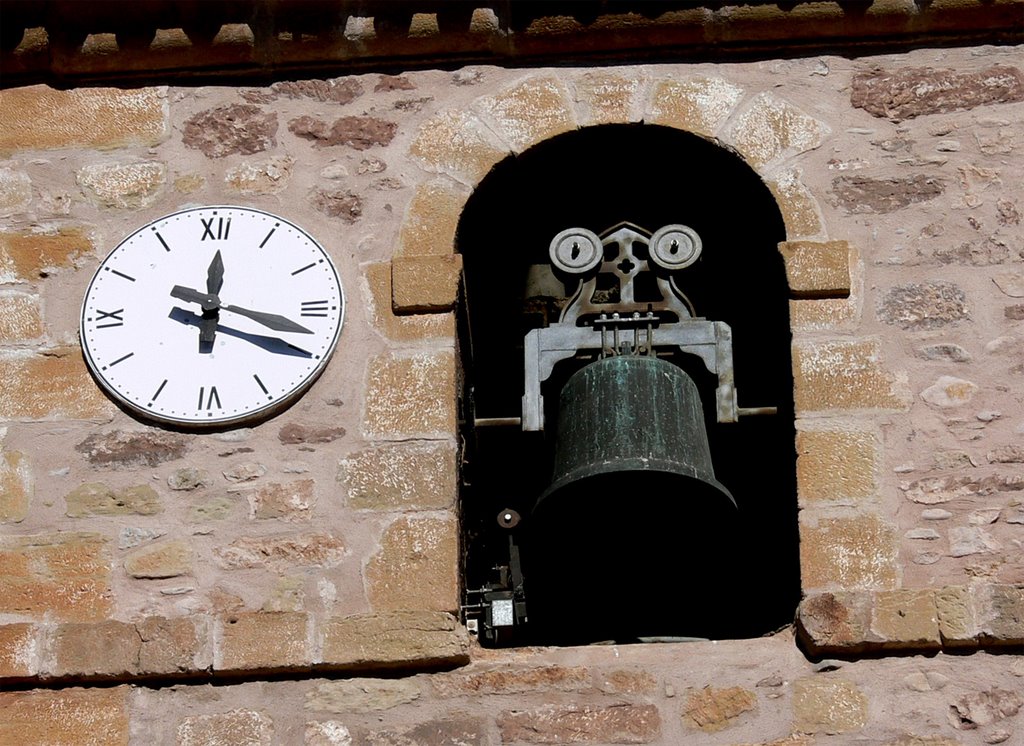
[94,308,125,328]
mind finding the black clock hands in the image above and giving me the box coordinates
[170,285,314,335]
[199,251,225,350]
[169,307,314,358]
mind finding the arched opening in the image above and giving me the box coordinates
[457,123,799,645]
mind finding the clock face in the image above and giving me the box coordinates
[80,206,344,427]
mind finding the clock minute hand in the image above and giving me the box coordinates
[220,304,314,335]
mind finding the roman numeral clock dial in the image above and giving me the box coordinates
[80,206,344,427]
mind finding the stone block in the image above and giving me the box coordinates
[124,539,191,579]
[878,282,968,330]
[778,241,851,299]
[432,665,590,697]
[832,175,944,215]
[305,721,354,746]
[397,179,470,257]
[391,254,463,314]
[683,686,758,732]
[0,228,92,283]
[183,104,277,158]
[935,585,978,647]
[598,670,658,695]
[796,428,878,504]
[0,167,32,213]
[363,351,457,439]
[320,611,469,671]
[476,76,577,153]
[366,516,459,613]
[214,533,346,569]
[219,611,310,673]
[870,589,941,650]
[726,93,828,167]
[290,115,396,150]
[244,480,316,521]
[920,376,978,409]
[497,704,661,744]
[65,482,162,517]
[648,77,744,137]
[409,110,509,184]
[76,161,166,209]
[789,297,858,332]
[278,424,346,445]
[341,441,457,511]
[792,678,868,734]
[574,71,645,126]
[0,449,31,523]
[851,65,1024,120]
[138,616,203,675]
[767,169,823,240]
[0,532,111,621]
[75,429,188,468]
[0,349,113,420]
[0,687,130,745]
[793,338,907,413]
[225,156,294,195]
[0,290,43,342]
[0,622,38,678]
[796,591,872,654]
[799,513,898,591]
[312,188,363,223]
[365,717,486,746]
[305,678,421,713]
[977,584,1024,646]
[177,709,274,746]
[0,85,166,152]
[51,620,140,678]
[364,263,456,342]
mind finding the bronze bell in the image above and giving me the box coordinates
[528,355,739,644]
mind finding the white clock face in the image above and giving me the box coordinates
[81,206,344,427]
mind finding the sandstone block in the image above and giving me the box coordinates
[901,473,1023,505]
[0,228,92,283]
[183,104,277,158]
[0,687,129,745]
[598,670,658,695]
[305,721,353,746]
[409,109,508,184]
[0,532,111,621]
[312,188,363,223]
[214,533,346,569]
[832,175,944,214]
[432,665,589,697]
[497,704,661,744]
[391,254,463,314]
[271,78,364,103]
[225,156,294,195]
[683,686,758,732]
[0,449,31,523]
[0,167,32,213]
[219,611,309,673]
[935,585,978,646]
[290,115,396,149]
[796,591,872,654]
[138,615,202,675]
[800,513,898,591]
[363,351,456,439]
[364,263,455,341]
[367,516,459,613]
[878,282,968,330]
[0,85,166,152]
[244,480,315,521]
[977,584,1024,646]
[278,424,346,445]
[870,589,941,650]
[796,428,878,504]
[167,467,209,491]
[365,717,486,746]
[398,179,470,257]
[65,482,161,517]
[76,161,165,209]
[648,77,744,137]
[341,441,457,511]
[51,619,140,678]
[920,376,978,408]
[726,93,827,167]
[124,539,191,579]
[778,240,851,299]
[574,71,644,126]
[0,349,112,420]
[793,339,907,413]
[476,77,577,153]
[305,678,421,713]
[768,169,823,239]
[320,611,469,671]
[0,290,43,342]
[792,677,868,734]
[0,622,37,678]
[75,429,188,468]
[177,709,273,746]
[851,65,1024,120]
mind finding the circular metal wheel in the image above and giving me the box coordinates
[649,224,702,271]
[549,228,603,274]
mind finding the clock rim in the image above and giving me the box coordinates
[79,204,346,429]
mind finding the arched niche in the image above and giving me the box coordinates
[456,123,800,644]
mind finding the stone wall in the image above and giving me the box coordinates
[1,42,1022,745]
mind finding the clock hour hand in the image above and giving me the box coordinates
[207,250,224,296]
[169,285,313,334]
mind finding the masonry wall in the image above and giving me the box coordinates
[0,42,1022,745]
